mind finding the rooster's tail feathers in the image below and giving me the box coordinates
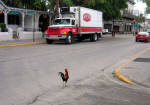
[58,72,63,75]
[58,72,65,81]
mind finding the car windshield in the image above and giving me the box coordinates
[54,19,70,25]
[138,32,149,35]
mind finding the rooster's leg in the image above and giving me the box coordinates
[64,82,67,87]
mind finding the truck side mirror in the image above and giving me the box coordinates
[72,20,75,25]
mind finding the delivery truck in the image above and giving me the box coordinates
[44,6,103,44]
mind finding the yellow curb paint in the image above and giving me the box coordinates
[114,47,150,85]
[0,42,46,48]
[114,72,136,85]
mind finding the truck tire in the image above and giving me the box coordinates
[46,39,53,44]
[90,33,98,42]
[99,33,102,38]
[65,33,73,44]
[97,33,100,40]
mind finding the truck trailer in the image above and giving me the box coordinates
[44,6,103,44]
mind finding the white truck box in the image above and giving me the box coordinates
[69,7,103,28]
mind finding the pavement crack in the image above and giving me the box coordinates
[27,95,40,105]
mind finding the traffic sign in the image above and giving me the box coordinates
[133,18,136,22]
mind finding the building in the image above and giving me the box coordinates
[104,0,137,34]
[0,0,51,41]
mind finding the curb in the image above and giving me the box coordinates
[114,70,136,85]
[114,47,150,85]
[0,42,46,48]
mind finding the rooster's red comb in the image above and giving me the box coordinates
[65,68,68,72]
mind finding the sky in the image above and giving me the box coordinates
[133,0,150,18]
[134,0,147,14]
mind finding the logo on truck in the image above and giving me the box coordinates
[83,13,91,22]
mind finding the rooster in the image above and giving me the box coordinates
[58,68,69,87]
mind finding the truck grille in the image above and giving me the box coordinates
[49,28,59,32]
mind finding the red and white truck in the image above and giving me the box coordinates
[44,6,103,44]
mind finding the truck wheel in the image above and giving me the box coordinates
[97,33,100,40]
[90,33,98,42]
[99,33,102,38]
[65,33,73,44]
[46,39,53,44]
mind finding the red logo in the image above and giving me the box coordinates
[83,13,91,22]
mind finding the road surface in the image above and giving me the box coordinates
[0,34,150,105]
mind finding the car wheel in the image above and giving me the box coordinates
[145,40,148,43]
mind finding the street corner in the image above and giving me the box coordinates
[114,72,136,85]
[120,51,150,87]
[114,47,150,85]
[114,65,136,85]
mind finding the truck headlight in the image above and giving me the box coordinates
[60,32,67,35]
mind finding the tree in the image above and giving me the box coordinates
[33,0,47,11]
[136,14,145,23]
[2,0,47,11]
[2,0,22,8]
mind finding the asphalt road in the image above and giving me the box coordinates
[0,34,150,105]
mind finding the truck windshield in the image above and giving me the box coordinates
[54,19,70,25]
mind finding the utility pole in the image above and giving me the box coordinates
[33,12,35,42]
[56,0,59,18]
[112,19,115,37]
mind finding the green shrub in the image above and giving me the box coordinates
[0,23,6,32]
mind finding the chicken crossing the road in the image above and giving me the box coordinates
[58,68,69,87]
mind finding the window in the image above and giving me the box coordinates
[0,13,4,23]
[54,19,70,25]
[8,15,20,25]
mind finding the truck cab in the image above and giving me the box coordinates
[45,18,76,44]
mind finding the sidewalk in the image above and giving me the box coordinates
[0,38,46,47]
[0,34,132,46]
[118,48,150,87]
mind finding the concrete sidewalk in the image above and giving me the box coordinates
[0,38,46,47]
[116,48,150,87]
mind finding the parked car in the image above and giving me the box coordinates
[135,32,150,42]
[102,29,108,34]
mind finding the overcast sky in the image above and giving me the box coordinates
[133,0,150,18]
[134,0,147,14]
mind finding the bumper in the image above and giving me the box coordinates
[44,35,67,40]
[136,38,148,41]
